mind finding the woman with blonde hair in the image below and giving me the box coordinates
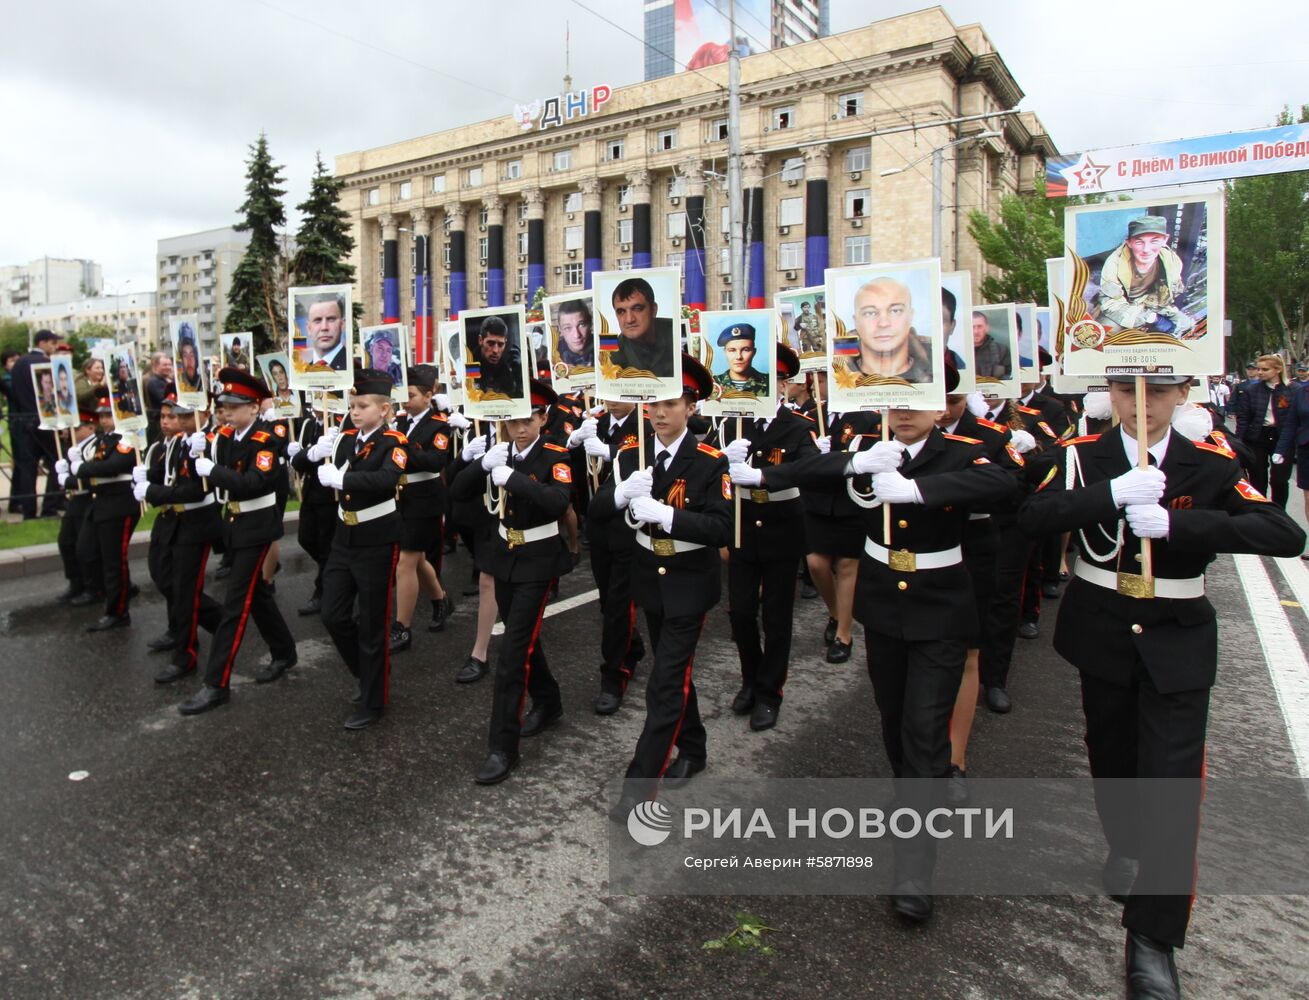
[1234,353,1292,507]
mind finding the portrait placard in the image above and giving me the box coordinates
[458,306,531,421]
[698,309,778,418]
[774,285,827,372]
[31,363,59,430]
[1046,256,1105,394]
[221,332,253,372]
[971,304,1022,400]
[1062,191,1225,377]
[256,352,301,419]
[50,353,78,429]
[107,344,147,432]
[593,267,683,402]
[170,314,207,407]
[439,321,465,407]
[941,270,975,394]
[543,292,596,392]
[359,323,410,402]
[1015,304,1039,383]
[824,260,946,411]
[288,284,353,391]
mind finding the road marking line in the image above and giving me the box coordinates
[1274,556,1309,620]
[1234,554,1309,778]
[491,588,600,636]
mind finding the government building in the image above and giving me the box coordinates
[334,6,1056,356]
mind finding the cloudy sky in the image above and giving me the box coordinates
[2,0,1301,292]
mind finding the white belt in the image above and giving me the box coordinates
[745,486,800,503]
[339,498,397,525]
[968,512,991,521]
[864,539,962,572]
[1074,561,1204,599]
[498,522,559,546]
[636,531,705,556]
[401,471,439,484]
[165,495,217,513]
[91,474,133,486]
[225,493,277,515]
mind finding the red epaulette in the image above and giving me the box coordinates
[1061,434,1101,447]
[1195,440,1236,458]
[1016,404,1041,415]
[429,412,446,422]
[943,433,983,445]
[251,430,270,443]
[697,442,722,458]
[342,427,359,437]
[976,417,1006,433]
[218,426,234,438]
[793,409,816,422]
[543,442,568,452]
[618,441,639,453]
[384,429,407,441]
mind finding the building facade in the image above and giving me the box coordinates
[1,256,103,315]
[155,226,251,360]
[15,292,158,355]
[335,8,1055,354]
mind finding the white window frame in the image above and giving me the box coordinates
[845,146,871,173]
[844,235,872,266]
[517,231,529,255]
[564,225,583,251]
[466,166,483,187]
[564,262,583,287]
[666,212,686,239]
[366,187,381,206]
[431,174,447,194]
[780,157,805,182]
[772,105,795,130]
[564,192,583,214]
[778,241,804,270]
[617,218,634,244]
[607,138,625,162]
[844,188,870,219]
[552,148,573,172]
[838,92,864,118]
[657,128,678,151]
[778,197,804,227]
[397,181,411,201]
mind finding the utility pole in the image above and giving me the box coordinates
[726,0,744,309]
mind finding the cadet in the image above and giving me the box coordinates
[591,356,731,804]
[287,404,337,616]
[1020,374,1303,1000]
[53,406,101,605]
[451,380,574,785]
[179,369,298,715]
[721,344,816,731]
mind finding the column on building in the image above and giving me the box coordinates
[742,154,766,308]
[523,188,546,306]
[682,159,707,311]
[410,209,432,363]
[581,177,603,290]
[803,144,830,288]
[484,195,505,308]
[380,214,400,323]
[627,170,653,269]
[448,203,468,318]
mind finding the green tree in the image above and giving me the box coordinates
[0,316,30,354]
[1226,105,1309,365]
[967,174,1067,303]
[290,152,361,330]
[226,133,288,354]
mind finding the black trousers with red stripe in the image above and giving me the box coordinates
[589,536,644,696]
[296,501,337,601]
[168,542,222,672]
[980,521,1035,690]
[625,611,707,781]
[489,577,561,755]
[728,541,801,709]
[322,539,399,712]
[203,543,296,690]
[92,513,140,617]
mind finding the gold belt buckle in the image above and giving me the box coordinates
[506,527,526,547]
[1116,572,1155,599]
[228,500,242,514]
[342,509,359,526]
[399,474,409,486]
[888,549,917,573]
[750,488,769,504]
[652,538,677,557]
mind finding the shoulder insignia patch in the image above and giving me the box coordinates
[698,442,722,458]
[1235,479,1269,503]
[392,448,407,470]
[251,430,270,443]
[255,450,274,472]
[1038,421,1057,439]
[722,473,732,500]
[553,462,572,483]
[273,424,287,438]
[1062,434,1101,447]
[116,441,133,454]
[943,433,983,445]
[434,433,449,450]
[543,442,568,453]
[972,456,991,464]
[1005,444,1026,467]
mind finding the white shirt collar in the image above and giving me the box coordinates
[1020,390,1035,406]
[512,434,540,462]
[654,427,688,464]
[355,425,380,447]
[234,423,254,442]
[943,418,961,435]
[1120,427,1171,466]
[903,437,929,460]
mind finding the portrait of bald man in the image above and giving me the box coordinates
[841,276,934,383]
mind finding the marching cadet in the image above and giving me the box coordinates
[390,364,455,652]
[591,356,731,806]
[179,369,298,716]
[307,370,409,730]
[448,420,500,686]
[287,402,337,616]
[1020,374,1303,1000]
[53,407,101,606]
[759,393,1017,923]
[720,344,816,731]
[70,384,141,632]
[139,423,175,652]
[133,395,223,684]
[451,380,575,785]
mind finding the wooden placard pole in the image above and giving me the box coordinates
[812,373,827,438]
[1135,376,1153,583]
[881,409,891,546]
[733,415,743,549]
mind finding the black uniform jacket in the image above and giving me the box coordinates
[1019,427,1305,692]
[145,433,221,545]
[294,416,337,508]
[74,432,138,522]
[591,434,733,618]
[715,405,818,549]
[584,410,648,552]
[328,426,406,547]
[399,409,452,517]
[208,425,287,546]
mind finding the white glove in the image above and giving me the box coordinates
[194,456,215,477]
[730,461,763,487]
[583,436,610,459]
[567,418,599,448]
[434,393,451,412]
[481,442,510,471]
[966,392,989,417]
[1171,404,1213,443]
[1009,429,1037,455]
[286,441,303,460]
[308,427,340,463]
[724,438,752,464]
[65,444,80,463]
[630,495,674,531]
[615,468,653,509]
[872,470,924,505]
[460,434,488,463]
[1083,391,1113,421]
[70,457,83,476]
[317,463,345,490]
[850,440,905,475]
[1272,453,1286,466]
[446,411,471,431]
[56,459,70,478]
[1125,503,1170,539]
[1110,467,1166,507]
[814,435,831,455]
[132,481,149,502]
[187,430,208,458]
[132,466,148,484]
[490,464,513,487]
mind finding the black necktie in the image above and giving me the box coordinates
[654,450,669,480]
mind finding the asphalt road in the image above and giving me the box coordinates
[2,540,1307,999]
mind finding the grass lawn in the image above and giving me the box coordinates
[0,500,300,551]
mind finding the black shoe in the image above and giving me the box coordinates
[609,791,645,824]
[1102,851,1138,903]
[86,613,130,632]
[344,707,382,730]
[456,656,488,684]
[389,622,412,653]
[351,679,363,705]
[127,583,140,598]
[1018,620,1040,640]
[297,596,322,617]
[625,639,646,669]
[69,590,103,607]
[800,582,818,599]
[664,756,705,789]
[823,616,838,644]
[214,563,232,580]
[521,702,563,738]
[146,633,177,653]
[890,883,934,923]
[825,638,852,664]
[594,691,623,716]
[154,663,195,685]
[55,586,81,603]
[731,686,755,715]
[179,685,229,715]
[254,656,296,684]
[749,702,778,732]
[428,596,454,632]
[570,550,581,569]
[1125,931,1180,1000]
[986,686,1012,714]
[1041,582,1061,599]
[945,764,969,806]
[475,751,519,785]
